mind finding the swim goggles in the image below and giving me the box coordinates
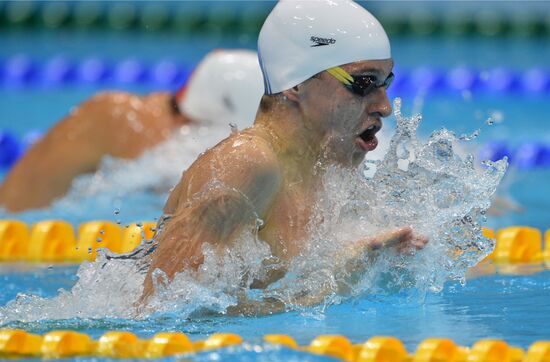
[326,66,394,97]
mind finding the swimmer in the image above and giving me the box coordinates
[0,50,264,212]
[141,0,427,310]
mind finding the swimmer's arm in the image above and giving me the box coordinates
[0,109,104,211]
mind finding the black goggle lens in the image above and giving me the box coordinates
[347,72,394,97]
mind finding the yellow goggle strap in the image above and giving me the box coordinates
[326,66,354,86]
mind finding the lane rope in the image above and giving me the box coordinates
[1,1,549,37]
[0,329,548,361]
[1,56,548,95]
[0,220,548,267]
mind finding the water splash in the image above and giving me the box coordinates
[0,98,507,324]
[266,99,506,309]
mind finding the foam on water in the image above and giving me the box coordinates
[0,99,507,324]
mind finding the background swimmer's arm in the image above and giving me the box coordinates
[0,97,107,211]
[140,138,282,303]
[0,92,173,212]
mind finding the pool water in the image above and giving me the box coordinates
[1,24,550,361]
[2,265,550,353]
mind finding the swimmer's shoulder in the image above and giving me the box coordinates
[216,129,281,174]
[179,130,282,198]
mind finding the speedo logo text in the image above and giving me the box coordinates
[310,36,336,47]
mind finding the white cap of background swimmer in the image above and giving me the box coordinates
[176,49,264,129]
[258,0,391,94]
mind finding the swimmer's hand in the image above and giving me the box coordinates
[332,227,428,295]
[338,227,427,272]
[359,226,428,254]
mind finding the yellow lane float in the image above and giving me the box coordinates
[1,330,545,361]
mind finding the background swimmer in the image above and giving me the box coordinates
[140,0,427,309]
[0,50,264,212]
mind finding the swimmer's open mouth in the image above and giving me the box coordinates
[356,124,381,152]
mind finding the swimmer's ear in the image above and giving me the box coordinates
[282,85,300,104]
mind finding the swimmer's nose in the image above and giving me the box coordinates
[368,88,392,118]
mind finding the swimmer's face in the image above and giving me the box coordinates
[293,59,393,167]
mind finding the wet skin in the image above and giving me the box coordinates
[141,59,428,307]
[0,92,188,212]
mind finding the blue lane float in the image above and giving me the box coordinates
[0,131,22,169]
[151,60,190,86]
[446,66,478,91]
[3,54,37,86]
[0,130,44,170]
[522,68,550,93]
[514,143,550,169]
[0,126,549,172]
[478,141,513,164]
[114,58,148,84]
[0,55,548,94]
[480,67,517,93]
[478,141,550,170]
[77,57,112,84]
[42,56,76,86]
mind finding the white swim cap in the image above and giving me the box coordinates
[177,49,264,129]
[258,0,391,94]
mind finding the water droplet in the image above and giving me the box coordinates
[87,247,93,254]
[113,208,120,215]
[485,110,503,125]
[179,125,191,135]
[99,229,105,234]
[458,129,480,141]
[96,237,102,242]
[229,122,239,134]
